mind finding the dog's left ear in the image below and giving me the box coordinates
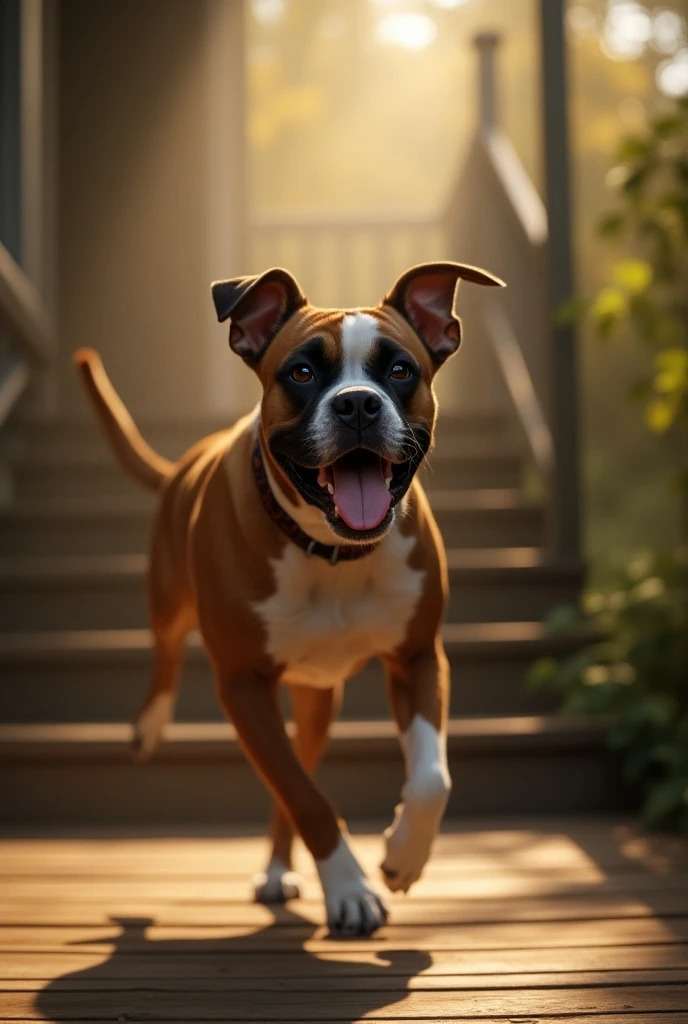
[211,268,307,364]
[383,261,505,365]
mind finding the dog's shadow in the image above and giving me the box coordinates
[36,909,431,1023]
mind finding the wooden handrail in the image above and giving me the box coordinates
[484,133,548,249]
[0,239,51,365]
[481,295,555,481]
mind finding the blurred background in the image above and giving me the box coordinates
[0,0,686,828]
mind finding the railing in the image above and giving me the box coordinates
[481,295,555,483]
[444,33,557,551]
[0,239,51,428]
[250,210,444,311]
[472,34,556,544]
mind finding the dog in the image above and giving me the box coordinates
[74,260,504,936]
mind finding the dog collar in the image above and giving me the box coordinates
[252,442,380,566]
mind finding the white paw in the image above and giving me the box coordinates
[131,693,174,761]
[381,776,450,892]
[380,802,436,892]
[382,718,451,892]
[252,858,303,903]
[316,835,388,936]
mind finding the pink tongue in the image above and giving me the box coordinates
[332,458,391,531]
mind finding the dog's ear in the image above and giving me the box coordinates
[383,261,505,365]
[211,268,307,363]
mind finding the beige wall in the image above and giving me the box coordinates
[56,0,257,422]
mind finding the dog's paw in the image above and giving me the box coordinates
[326,882,388,937]
[131,693,174,762]
[317,835,388,937]
[252,859,303,904]
[380,801,440,894]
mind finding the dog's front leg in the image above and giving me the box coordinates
[218,674,387,935]
[380,638,452,893]
[254,683,342,904]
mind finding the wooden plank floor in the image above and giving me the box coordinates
[0,818,687,1022]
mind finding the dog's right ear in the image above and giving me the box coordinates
[211,268,307,364]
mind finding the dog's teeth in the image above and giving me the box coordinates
[385,476,392,489]
[327,483,334,495]
[334,506,340,518]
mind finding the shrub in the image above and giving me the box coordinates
[530,548,688,832]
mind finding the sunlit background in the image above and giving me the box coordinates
[2,0,687,574]
[247,0,688,572]
[1,0,688,842]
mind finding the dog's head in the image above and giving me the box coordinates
[212,262,504,543]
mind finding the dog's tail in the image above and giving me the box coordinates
[73,348,174,492]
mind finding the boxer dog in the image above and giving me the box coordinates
[74,260,504,936]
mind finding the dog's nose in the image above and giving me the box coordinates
[332,387,382,430]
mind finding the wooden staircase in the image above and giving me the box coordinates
[0,414,620,825]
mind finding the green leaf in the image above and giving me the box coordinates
[615,135,651,162]
[621,164,651,195]
[654,348,688,395]
[642,776,688,826]
[652,114,685,139]
[556,296,587,326]
[645,398,676,433]
[597,211,625,239]
[626,694,676,729]
[612,259,653,295]
[546,604,580,633]
[527,656,558,690]
[591,287,627,329]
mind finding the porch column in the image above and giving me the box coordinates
[540,0,581,558]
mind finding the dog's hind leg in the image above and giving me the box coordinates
[131,626,188,761]
[132,558,193,761]
[131,506,195,761]
[253,682,341,904]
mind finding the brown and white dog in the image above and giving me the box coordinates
[74,260,503,936]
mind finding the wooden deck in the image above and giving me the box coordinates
[1,818,687,1022]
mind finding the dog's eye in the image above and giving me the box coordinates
[290,365,314,383]
[390,363,412,381]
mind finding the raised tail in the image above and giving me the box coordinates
[73,348,174,492]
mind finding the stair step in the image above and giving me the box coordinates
[0,491,544,556]
[0,500,154,556]
[13,446,525,500]
[0,549,582,631]
[0,624,589,722]
[432,490,544,549]
[0,716,620,824]
[446,551,584,623]
[17,411,511,461]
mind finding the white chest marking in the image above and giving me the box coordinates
[254,529,424,688]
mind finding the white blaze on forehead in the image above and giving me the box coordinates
[306,308,406,470]
[340,312,379,379]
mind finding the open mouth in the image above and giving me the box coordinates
[317,450,395,532]
[276,448,415,536]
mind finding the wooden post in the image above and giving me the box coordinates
[474,32,500,137]
[540,0,581,560]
